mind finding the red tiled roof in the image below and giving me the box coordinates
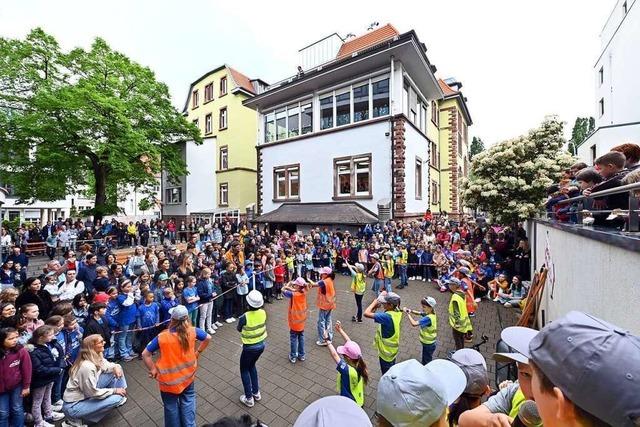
[438,79,458,96]
[337,24,400,59]
[227,66,255,94]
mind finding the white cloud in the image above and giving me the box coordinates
[0,0,616,144]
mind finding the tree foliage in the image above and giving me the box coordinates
[469,136,485,159]
[568,117,595,155]
[0,28,201,219]
[462,117,573,223]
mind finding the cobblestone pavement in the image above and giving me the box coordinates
[90,275,517,426]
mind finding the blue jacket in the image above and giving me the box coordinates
[57,327,84,366]
[138,302,160,328]
[105,299,120,328]
[29,342,64,388]
[77,263,97,293]
[159,298,178,322]
[196,278,214,302]
[116,294,137,326]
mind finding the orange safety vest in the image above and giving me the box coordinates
[374,262,384,280]
[462,277,475,313]
[288,291,308,332]
[155,327,198,394]
[317,277,336,310]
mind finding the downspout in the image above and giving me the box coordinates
[390,55,395,220]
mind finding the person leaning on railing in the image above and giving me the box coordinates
[583,151,629,227]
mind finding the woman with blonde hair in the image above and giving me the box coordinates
[61,334,127,427]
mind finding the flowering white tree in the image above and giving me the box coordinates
[462,117,574,223]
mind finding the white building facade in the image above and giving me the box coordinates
[578,0,640,163]
[245,26,443,229]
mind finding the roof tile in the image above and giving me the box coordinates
[438,79,458,96]
[227,66,255,94]
[337,24,400,59]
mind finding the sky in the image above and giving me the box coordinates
[0,0,617,145]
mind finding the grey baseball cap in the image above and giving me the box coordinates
[293,396,371,427]
[451,349,490,396]
[496,325,539,364]
[377,292,401,306]
[169,305,189,320]
[377,359,466,426]
[509,311,640,427]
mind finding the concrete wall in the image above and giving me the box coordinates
[528,220,640,334]
[260,120,392,214]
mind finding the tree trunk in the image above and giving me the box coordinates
[93,164,108,222]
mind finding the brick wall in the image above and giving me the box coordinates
[392,116,406,216]
[443,107,461,217]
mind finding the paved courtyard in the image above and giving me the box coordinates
[92,275,517,426]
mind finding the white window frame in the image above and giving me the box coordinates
[273,164,300,201]
[333,153,372,199]
[165,187,182,205]
[219,183,228,206]
[415,157,423,200]
[192,90,199,108]
[220,76,228,96]
[219,107,228,129]
[205,113,212,134]
[219,146,228,170]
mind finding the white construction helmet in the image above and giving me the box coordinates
[246,290,264,308]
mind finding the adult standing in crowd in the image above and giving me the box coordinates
[142,305,211,427]
[62,334,127,427]
[237,290,267,408]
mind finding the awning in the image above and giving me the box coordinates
[253,202,378,225]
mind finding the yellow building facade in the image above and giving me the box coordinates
[183,65,267,216]
[436,79,472,217]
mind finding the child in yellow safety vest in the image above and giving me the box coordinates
[364,291,402,375]
[344,260,366,323]
[322,321,369,407]
[447,278,473,350]
[403,296,437,365]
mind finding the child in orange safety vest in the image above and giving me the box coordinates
[282,277,308,363]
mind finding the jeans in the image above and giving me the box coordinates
[379,357,395,375]
[32,382,54,425]
[398,265,408,286]
[383,278,392,292]
[223,298,234,320]
[52,366,69,403]
[0,385,24,427]
[167,231,176,243]
[188,308,198,325]
[354,294,363,321]
[116,322,134,357]
[160,381,196,427]
[240,343,265,399]
[198,301,213,331]
[317,309,333,342]
[63,373,127,424]
[372,279,384,294]
[289,330,305,359]
[421,342,437,365]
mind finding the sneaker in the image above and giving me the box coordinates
[129,352,139,358]
[357,319,363,323]
[289,356,297,364]
[351,316,357,322]
[116,397,127,407]
[474,298,481,303]
[41,421,56,427]
[316,340,328,346]
[439,287,447,292]
[62,420,88,427]
[504,302,513,308]
[230,317,236,322]
[52,399,63,412]
[469,312,476,317]
[253,391,262,401]
[50,411,66,421]
[122,355,135,362]
[207,329,216,335]
[240,395,255,408]
[225,318,234,323]
[215,321,223,327]
[211,324,218,330]
[298,355,305,362]
[422,278,427,282]
[493,297,500,302]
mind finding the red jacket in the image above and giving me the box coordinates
[274,265,285,284]
[0,346,32,393]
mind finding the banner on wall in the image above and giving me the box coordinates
[544,230,556,299]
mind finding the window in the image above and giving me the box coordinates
[415,158,423,199]
[333,154,372,199]
[273,164,300,201]
[409,86,417,124]
[205,113,212,134]
[301,102,313,134]
[431,100,439,126]
[219,183,228,206]
[192,118,199,129]
[431,180,439,205]
[402,84,409,116]
[275,108,287,139]
[430,141,439,168]
[598,67,604,86]
[219,146,228,170]
[335,91,350,126]
[420,103,427,133]
[265,112,275,143]
[287,104,300,137]
[204,83,214,102]
[219,107,228,129]
[192,90,199,108]
[165,188,182,204]
[220,76,227,96]
[599,98,604,117]
[623,1,628,14]
[320,95,333,130]
[590,145,597,163]
[372,78,389,117]
[353,83,369,122]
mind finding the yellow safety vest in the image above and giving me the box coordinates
[449,291,472,333]
[509,388,526,419]
[419,313,437,345]
[240,309,267,345]
[383,260,394,278]
[374,310,402,362]
[336,364,365,407]
[351,272,366,295]
[398,249,408,265]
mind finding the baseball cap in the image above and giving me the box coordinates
[319,267,332,275]
[377,359,466,426]
[446,277,462,287]
[354,263,365,272]
[458,267,471,276]
[528,311,640,427]
[157,273,169,281]
[451,349,490,396]
[494,325,537,364]
[169,305,189,320]
[292,277,307,286]
[371,253,380,259]
[421,297,437,308]
[336,340,362,360]
[377,292,401,306]
[294,396,372,427]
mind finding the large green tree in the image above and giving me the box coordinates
[0,29,200,219]
[462,117,573,223]
[568,116,595,155]
[469,136,485,160]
